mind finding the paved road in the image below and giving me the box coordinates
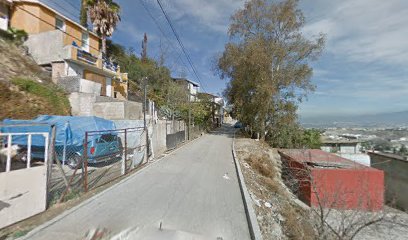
[24,126,251,240]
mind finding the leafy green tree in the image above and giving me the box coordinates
[400,144,407,156]
[302,129,322,149]
[217,0,325,146]
[106,35,214,128]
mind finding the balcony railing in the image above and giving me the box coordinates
[76,48,98,65]
[102,55,118,73]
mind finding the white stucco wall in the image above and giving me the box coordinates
[336,153,370,166]
[79,79,101,95]
[106,77,112,97]
[340,145,357,154]
[66,62,84,77]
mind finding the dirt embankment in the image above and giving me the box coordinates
[0,39,70,120]
[234,137,408,240]
[234,137,316,240]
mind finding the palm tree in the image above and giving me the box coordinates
[80,0,88,28]
[87,0,121,55]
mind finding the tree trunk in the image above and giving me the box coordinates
[80,0,88,28]
[101,35,107,55]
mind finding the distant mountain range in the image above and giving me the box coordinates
[301,111,408,128]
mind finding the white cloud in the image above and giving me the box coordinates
[146,0,245,33]
[303,0,408,66]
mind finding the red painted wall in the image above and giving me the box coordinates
[310,168,384,211]
[280,152,384,211]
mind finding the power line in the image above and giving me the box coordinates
[49,0,80,22]
[156,0,208,93]
[60,0,82,13]
[138,0,193,78]
[14,5,100,53]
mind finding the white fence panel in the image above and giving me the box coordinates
[0,166,47,229]
[0,131,49,229]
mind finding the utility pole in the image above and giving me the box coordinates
[142,33,149,160]
[187,86,191,140]
[188,101,191,140]
[143,77,149,161]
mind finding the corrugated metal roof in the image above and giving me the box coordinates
[278,149,379,170]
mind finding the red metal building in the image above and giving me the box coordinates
[278,149,384,211]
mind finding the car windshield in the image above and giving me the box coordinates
[97,134,117,143]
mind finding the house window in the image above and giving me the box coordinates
[55,16,65,31]
[114,92,118,98]
[81,32,89,52]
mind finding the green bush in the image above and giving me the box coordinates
[7,28,28,45]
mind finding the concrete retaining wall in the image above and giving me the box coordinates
[24,30,64,65]
[93,101,143,120]
[152,120,167,156]
[58,77,101,95]
[69,92,96,116]
[80,79,102,94]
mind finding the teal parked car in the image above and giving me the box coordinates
[21,133,123,169]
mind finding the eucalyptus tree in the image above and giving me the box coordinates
[218,0,325,144]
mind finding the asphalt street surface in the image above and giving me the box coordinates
[24,126,251,240]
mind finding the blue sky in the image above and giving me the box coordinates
[44,0,408,118]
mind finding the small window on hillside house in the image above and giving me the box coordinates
[82,32,89,52]
[55,16,65,31]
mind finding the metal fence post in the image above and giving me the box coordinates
[83,132,88,192]
[6,134,12,172]
[122,129,127,175]
[46,125,56,209]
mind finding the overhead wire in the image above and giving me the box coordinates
[48,0,81,22]
[138,0,194,78]
[59,0,83,13]
[155,0,208,93]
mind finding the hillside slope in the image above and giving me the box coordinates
[0,39,70,120]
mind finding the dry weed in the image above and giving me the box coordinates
[245,154,276,178]
[281,202,316,240]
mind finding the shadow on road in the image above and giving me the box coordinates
[208,124,236,138]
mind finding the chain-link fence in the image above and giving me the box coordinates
[51,127,145,203]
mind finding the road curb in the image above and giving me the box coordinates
[21,134,204,239]
[232,133,263,240]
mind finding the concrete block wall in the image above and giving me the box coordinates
[24,30,64,65]
[51,62,65,84]
[57,76,81,93]
[369,152,408,211]
[152,120,167,156]
[92,101,143,120]
[124,101,143,120]
[69,92,96,116]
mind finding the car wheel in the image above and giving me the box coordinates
[67,154,82,169]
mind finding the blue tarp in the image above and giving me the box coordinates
[1,115,116,147]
